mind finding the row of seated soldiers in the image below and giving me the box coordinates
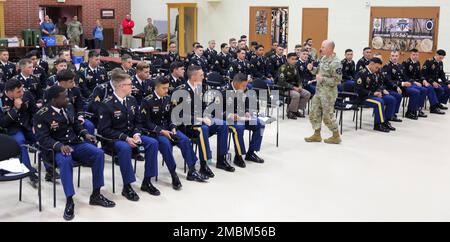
[0,46,266,220]
[2,40,450,129]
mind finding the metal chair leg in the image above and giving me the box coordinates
[38,154,42,212]
[112,153,115,194]
[19,178,23,201]
[53,167,56,208]
[77,166,81,188]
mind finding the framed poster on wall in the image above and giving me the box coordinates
[369,7,440,64]
[372,17,435,53]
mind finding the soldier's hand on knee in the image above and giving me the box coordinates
[61,145,74,156]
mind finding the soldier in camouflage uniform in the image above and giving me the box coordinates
[305,40,342,144]
[144,18,159,47]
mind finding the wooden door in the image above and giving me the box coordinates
[249,7,273,50]
[302,8,328,51]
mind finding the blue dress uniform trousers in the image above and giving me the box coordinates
[194,119,229,162]
[113,135,158,185]
[434,84,450,104]
[83,119,95,135]
[156,131,197,172]
[55,142,105,198]
[229,118,265,156]
[364,95,396,124]
[11,131,36,172]
[403,86,421,112]
[388,91,403,114]
[337,80,356,92]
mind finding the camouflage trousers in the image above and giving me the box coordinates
[70,36,81,47]
[309,87,339,132]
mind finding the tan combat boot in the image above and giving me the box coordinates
[324,131,342,144]
[304,129,322,142]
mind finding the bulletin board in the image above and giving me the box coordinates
[369,7,440,64]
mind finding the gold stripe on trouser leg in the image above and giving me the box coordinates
[194,127,208,161]
[228,126,243,156]
[365,99,384,123]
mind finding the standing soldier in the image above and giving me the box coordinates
[67,16,83,47]
[304,40,342,144]
[144,18,159,47]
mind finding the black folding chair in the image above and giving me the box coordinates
[95,134,141,193]
[36,143,87,208]
[0,134,41,211]
[335,92,360,134]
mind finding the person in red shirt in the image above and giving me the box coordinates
[121,14,135,49]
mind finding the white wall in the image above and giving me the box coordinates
[132,0,450,69]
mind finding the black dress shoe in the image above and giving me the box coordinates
[122,186,140,201]
[438,104,448,110]
[245,152,265,163]
[216,159,235,172]
[431,108,445,114]
[390,116,403,122]
[294,111,305,118]
[141,181,160,196]
[135,154,145,161]
[187,170,207,182]
[29,173,39,189]
[405,112,418,120]
[171,172,183,190]
[199,164,215,178]
[287,112,297,120]
[45,170,61,182]
[89,194,116,208]
[418,110,428,118]
[233,155,246,168]
[384,121,396,131]
[374,124,390,132]
[63,201,75,221]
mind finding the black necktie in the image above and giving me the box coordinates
[123,100,127,109]
[60,109,68,122]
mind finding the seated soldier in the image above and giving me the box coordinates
[131,62,154,105]
[166,61,185,95]
[422,49,450,110]
[15,58,43,108]
[171,65,229,175]
[403,49,445,115]
[1,78,40,187]
[34,85,115,221]
[355,58,397,132]
[46,58,68,88]
[78,50,108,99]
[141,77,207,190]
[338,49,356,92]
[44,70,95,135]
[277,53,312,119]
[297,48,317,96]
[120,54,136,77]
[249,45,274,87]
[98,69,160,201]
[224,73,266,168]
[382,50,422,120]
[25,50,48,90]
